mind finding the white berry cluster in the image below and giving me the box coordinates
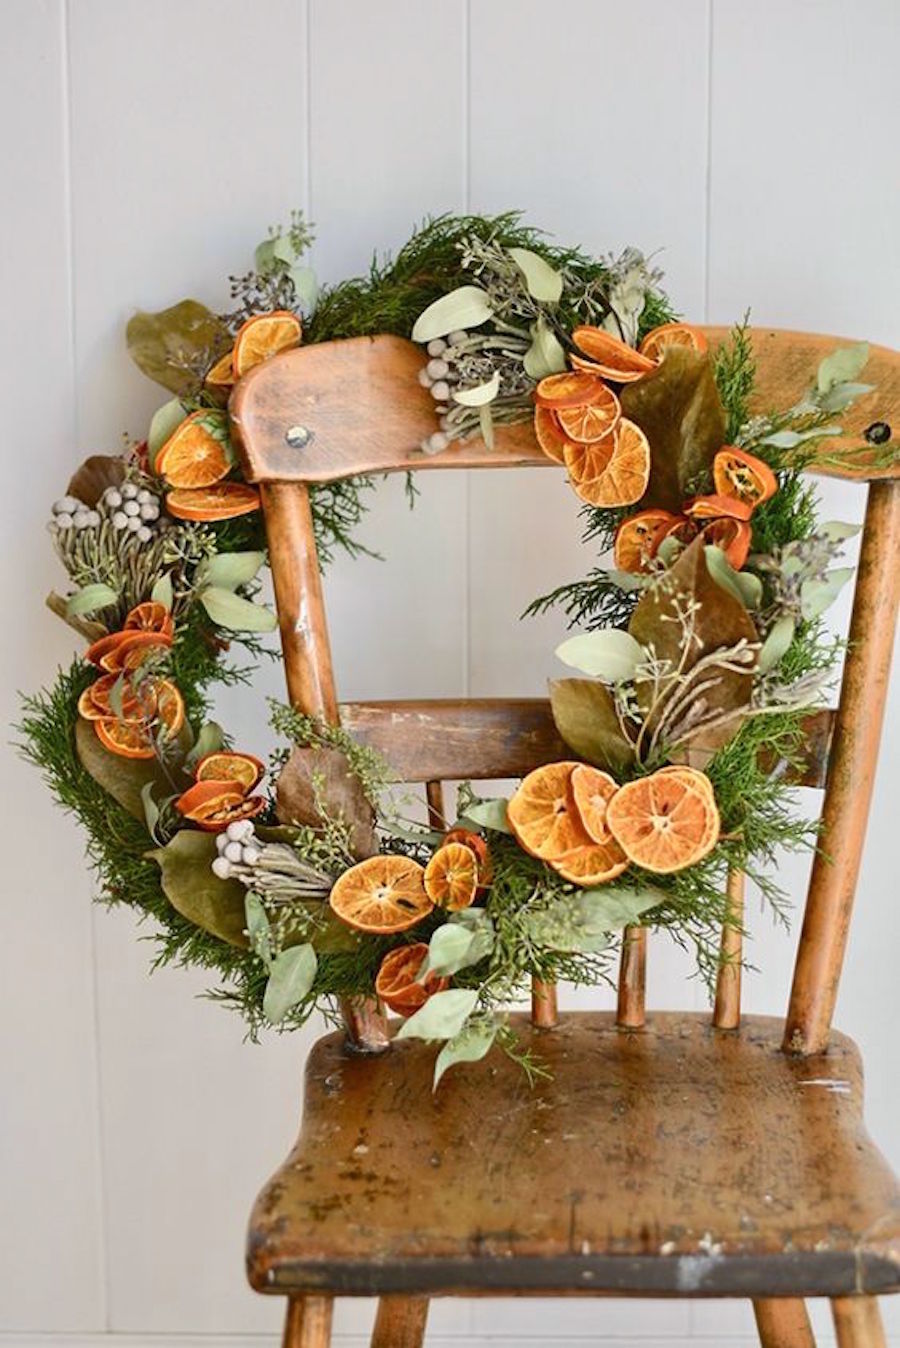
[211,819,261,878]
[50,480,163,544]
[416,331,469,454]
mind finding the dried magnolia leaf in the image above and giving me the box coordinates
[548,678,636,774]
[275,745,377,860]
[149,830,248,947]
[126,299,232,397]
[75,717,191,820]
[621,346,726,511]
[66,454,126,508]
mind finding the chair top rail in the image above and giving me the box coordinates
[230,328,900,487]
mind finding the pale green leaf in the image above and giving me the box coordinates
[800,568,854,620]
[140,781,160,842]
[433,1017,498,1090]
[555,630,646,682]
[271,234,298,265]
[523,317,567,379]
[817,342,869,393]
[421,912,494,978]
[254,238,278,274]
[185,721,225,768]
[525,886,662,954]
[150,572,174,611]
[395,987,479,1041]
[148,398,187,462]
[574,885,664,930]
[761,426,842,449]
[411,286,493,342]
[199,586,278,633]
[244,892,272,968]
[453,371,500,407]
[461,797,512,834]
[149,830,247,946]
[263,943,317,1024]
[817,381,874,413]
[66,583,119,618]
[820,520,861,543]
[197,551,266,591]
[288,264,319,311]
[508,247,563,304]
[758,614,796,674]
[703,546,761,609]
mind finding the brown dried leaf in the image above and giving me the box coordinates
[548,678,636,774]
[67,454,126,508]
[126,299,231,397]
[275,745,377,860]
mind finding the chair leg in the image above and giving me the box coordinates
[832,1296,886,1348]
[371,1294,429,1348]
[753,1299,816,1346]
[282,1296,334,1348]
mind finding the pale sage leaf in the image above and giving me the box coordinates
[461,797,512,834]
[817,343,869,393]
[148,399,187,462]
[150,572,174,611]
[197,550,266,590]
[395,987,479,1041]
[799,568,854,620]
[758,614,796,674]
[523,318,567,379]
[140,781,160,842]
[433,1017,498,1090]
[412,286,493,342]
[263,943,317,1024]
[508,247,563,304]
[555,630,646,682]
[453,371,500,407]
[185,720,225,768]
[66,583,119,618]
[199,586,278,633]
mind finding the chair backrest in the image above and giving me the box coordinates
[231,328,900,1054]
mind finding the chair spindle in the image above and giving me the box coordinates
[616,926,647,1027]
[425,779,446,830]
[713,868,745,1030]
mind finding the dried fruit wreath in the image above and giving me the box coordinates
[21,213,890,1087]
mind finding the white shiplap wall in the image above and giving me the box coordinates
[1,1,898,1345]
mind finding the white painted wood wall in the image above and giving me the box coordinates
[2,2,898,1345]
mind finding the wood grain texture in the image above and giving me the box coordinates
[712,869,745,1031]
[832,1295,887,1348]
[281,1295,333,1348]
[246,1013,900,1298]
[616,927,647,1029]
[231,330,900,486]
[340,699,834,788]
[370,1295,429,1348]
[752,1298,815,1347]
[785,481,900,1053]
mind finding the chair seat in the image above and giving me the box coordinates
[247,1012,900,1299]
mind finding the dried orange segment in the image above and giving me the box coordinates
[570,326,656,383]
[534,371,610,409]
[555,383,621,443]
[329,855,432,934]
[165,482,260,521]
[99,630,172,673]
[152,678,185,736]
[565,417,650,507]
[551,837,629,887]
[78,674,152,725]
[195,750,264,792]
[685,492,754,522]
[193,794,266,832]
[156,411,233,488]
[375,943,448,1017]
[124,601,174,638]
[507,761,591,861]
[638,323,708,363]
[613,509,682,573]
[713,447,777,508]
[533,405,572,464]
[424,842,479,911]
[232,310,302,378]
[570,765,620,844]
[606,768,720,873]
[84,631,130,668]
[443,828,492,891]
[176,778,246,821]
[205,348,235,390]
[94,719,155,760]
[700,516,752,570]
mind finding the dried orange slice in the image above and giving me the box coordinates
[94,719,155,759]
[205,348,235,390]
[534,371,610,409]
[232,311,302,378]
[165,482,260,521]
[84,631,130,668]
[375,943,449,1017]
[570,765,620,844]
[570,327,656,383]
[700,516,752,570]
[78,674,151,725]
[685,493,754,522]
[551,837,629,887]
[195,750,264,792]
[424,842,479,911]
[329,855,432,934]
[713,447,777,508]
[507,761,590,861]
[565,417,650,507]
[99,630,172,673]
[613,509,682,573]
[638,323,708,363]
[193,795,266,832]
[176,778,246,822]
[555,384,621,443]
[443,827,492,892]
[152,678,185,737]
[124,601,174,638]
[156,411,233,488]
[606,767,720,873]
[533,406,572,464]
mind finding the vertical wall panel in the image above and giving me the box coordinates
[0,0,106,1330]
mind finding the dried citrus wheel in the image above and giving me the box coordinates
[329,855,432,933]
[555,384,621,443]
[638,322,708,363]
[165,482,261,521]
[713,447,777,508]
[700,516,752,570]
[152,678,185,737]
[77,674,152,724]
[564,417,650,507]
[534,371,610,409]
[232,310,302,378]
[205,348,235,390]
[570,764,620,844]
[424,842,479,911]
[193,794,266,833]
[84,631,130,668]
[651,766,719,852]
[443,827,492,891]
[685,492,754,522]
[533,405,572,464]
[613,509,682,573]
[195,750,265,792]
[176,778,246,822]
[94,719,155,759]
[99,630,172,673]
[375,943,449,1017]
[570,326,656,383]
[507,761,590,861]
[606,767,720,873]
[156,411,233,488]
[551,837,629,887]
[124,601,174,637]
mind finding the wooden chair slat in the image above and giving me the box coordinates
[340,698,834,788]
[616,927,647,1028]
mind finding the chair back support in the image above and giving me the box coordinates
[231,328,900,1053]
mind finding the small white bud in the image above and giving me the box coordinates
[136,489,152,504]
[211,856,232,879]
[54,496,80,514]
[140,502,159,521]
[121,482,139,499]
[73,512,91,529]
[223,841,244,863]
[427,432,449,454]
[226,818,254,842]
[104,488,122,508]
[417,367,432,388]
[241,846,261,867]
[215,833,229,853]
[86,510,101,527]
[433,404,448,416]
[426,358,449,380]
[136,526,153,543]
[111,511,129,530]
[123,499,140,517]
[430,380,450,401]
[55,512,74,529]
[448,329,468,346]
[126,515,142,532]
[426,338,447,356]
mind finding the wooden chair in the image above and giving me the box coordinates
[231,327,900,1348]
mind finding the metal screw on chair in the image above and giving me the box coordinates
[285,424,313,448]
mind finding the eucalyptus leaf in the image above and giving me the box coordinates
[244,892,272,968]
[140,781,160,842]
[263,943,317,1024]
[271,234,299,265]
[395,987,479,1042]
[460,797,512,834]
[149,829,248,946]
[817,342,869,394]
[816,381,874,413]
[555,630,646,683]
[523,318,567,379]
[703,546,761,610]
[148,398,187,462]
[411,286,493,343]
[254,238,278,274]
[126,300,231,397]
[199,586,278,633]
[758,614,796,674]
[288,264,319,312]
[524,897,611,955]
[799,568,854,621]
[421,913,494,978]
[197,551,266,591]
[508,247,563,304]
[66,583,119,618]
[185,721,225,769]
[574,885,664,930]
[549,678,636,773]
[433,1017,498,1090]
[820,520,861,543]
[150,572,174,611]
[453,371,500,407]
[761,426,842,450]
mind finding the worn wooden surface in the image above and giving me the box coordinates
[752,1298,815,1347]
[231,329,900,487]
[246,1013,900,1298]
[785,481,900,1054]
[281,1295,333,1348]
[832,1294,888,1347]
[370,1295,429,1348]
[339,699,834,789]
